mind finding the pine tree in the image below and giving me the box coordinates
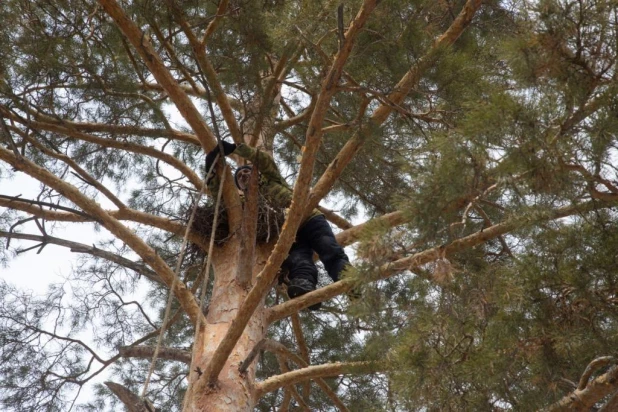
[1,0,618,410]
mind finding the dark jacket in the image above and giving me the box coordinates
[208,143,321,224]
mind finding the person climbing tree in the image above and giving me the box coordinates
[206,140,352,309]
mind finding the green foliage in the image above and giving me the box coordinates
[2,0,618,410]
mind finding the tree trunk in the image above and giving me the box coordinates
[184,240,274,411]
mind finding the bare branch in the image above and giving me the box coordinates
[0,230,161,284]
[119,345,191,364]
[0,145,204,325]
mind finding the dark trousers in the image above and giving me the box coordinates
[282,215,350,285]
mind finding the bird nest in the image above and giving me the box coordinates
[187,199,286,251]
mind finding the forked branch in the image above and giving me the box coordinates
[198,0,381,388]
[0,145,204,325]
[307,0,484,213]
[542,358,618,411]
[97,0,218,152]
[267,200,617,322]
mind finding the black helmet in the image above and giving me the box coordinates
[234,165,253,190]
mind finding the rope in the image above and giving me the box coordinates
[181,169,226,412]
[141,156,221,400]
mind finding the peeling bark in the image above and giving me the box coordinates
[183,242,272,411]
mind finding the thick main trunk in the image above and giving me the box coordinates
[184,241,273,411]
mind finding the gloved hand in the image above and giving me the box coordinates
[205,141,237,174]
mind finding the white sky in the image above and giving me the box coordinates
[1,172,101,293]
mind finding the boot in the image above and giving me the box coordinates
[287,278,321,311]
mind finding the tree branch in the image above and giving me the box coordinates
[578,357,616,391]
[253,360,383,400]
[276,355,311,411]
[14,128,126,209]
[317,205,353,230]
[267,200,616,322]
[263,339,350,412]
[200,0,230,46]
[0,198,209,251]
[307,0,483,213]
[291,313,312,400]
[165,0,243,146]
[335,210,406,247]
[141,83,243,111]
[0,145,204,325]
[542,364,618,411]
[4,112,204,190]
[0,230,161,284]
[198,0,381,387]
[0,96,200,146]
[0,194,93,220]
[97,0,217,152]
[119,345,191,364]
[105,382,156,412]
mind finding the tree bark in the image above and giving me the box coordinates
[183,241,273,411]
